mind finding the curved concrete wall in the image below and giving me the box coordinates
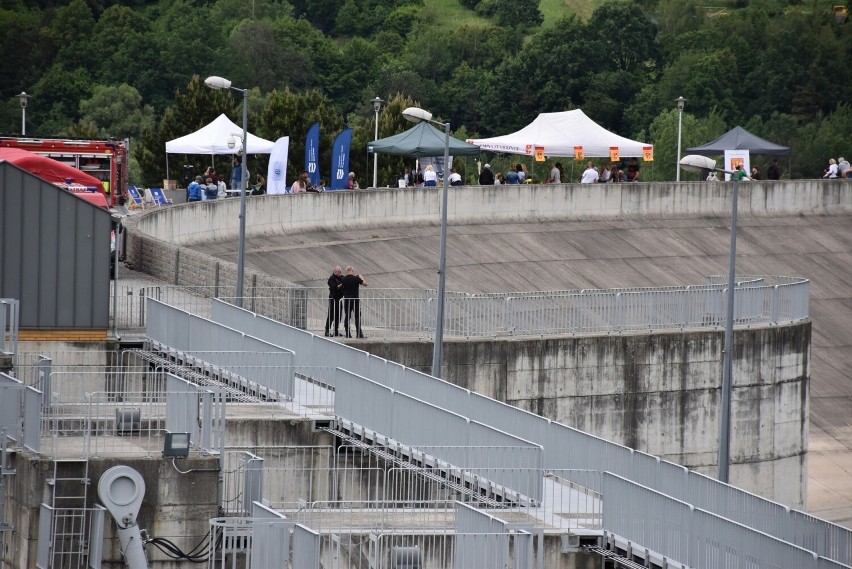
[122,180,830,507]
[129,180,851,246]
[360,322,810,507]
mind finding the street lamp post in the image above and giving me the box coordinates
[16,92,31,135]
[680,154,738,483]
[675,96,686,182]
[205,76,249,307]
[371,97,384,188]
[402,106,450,378]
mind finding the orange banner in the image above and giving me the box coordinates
[574,146,584,161]
[534,146,545,162]
[609,147,619,162]
[643,146,654,162]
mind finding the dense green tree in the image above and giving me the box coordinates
[586,1,659,73]
[47,0,99,72]
[478,15,586,133]
[327,38,382,114]
[476,0,543,28]
[79,84,155,140]
[370,61,433,110]
[136,75,236,186]
[653,49,741,123]
[29,65,95,136]
[262,88,345,183]
[646,108,726,181]
[146,0,222,104]
[0,7,47,98]
[4,0,852,181]
[364,92,420,187]
[289,0,340,32]
[219,21,289,93]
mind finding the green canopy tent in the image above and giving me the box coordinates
[369,121,480,157]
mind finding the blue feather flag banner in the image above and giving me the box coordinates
[304,122,320,187]
[330,128,353,190]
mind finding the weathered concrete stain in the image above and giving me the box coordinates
[363,321,810,506]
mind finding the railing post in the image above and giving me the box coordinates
[770,285,779,324]
[615,292,622,333]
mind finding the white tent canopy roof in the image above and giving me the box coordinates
[467,109,651,158]
[165,113,275,154]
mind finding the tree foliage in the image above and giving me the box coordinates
[2,0,851,184]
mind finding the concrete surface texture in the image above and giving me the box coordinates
[203,210,852,526]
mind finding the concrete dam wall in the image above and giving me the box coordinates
[359,322,810,507]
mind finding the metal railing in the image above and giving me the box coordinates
[36,503,106,569]
[112,276,809,338]
[0,298,18,361]
[206,297,851,567]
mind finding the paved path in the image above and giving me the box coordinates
[205,212,852,526]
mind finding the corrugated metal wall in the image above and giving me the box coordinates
[0,162,111,329]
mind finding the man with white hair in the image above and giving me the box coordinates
[479,163,495,185]
[346,172,360,190]
[838,157,851,179]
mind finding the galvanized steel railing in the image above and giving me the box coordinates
[0,298,18,359]
[208,298,849,568]
[111,276,809,338]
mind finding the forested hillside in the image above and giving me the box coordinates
[1,0,850,185]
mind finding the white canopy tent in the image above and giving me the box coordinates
[466,109,651,157]
[164,114,276,183]
[166,114,275,154]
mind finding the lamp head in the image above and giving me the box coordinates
[371,96,385,112]
[227,135,237,150]
[204,75,232,90]
[679,154,716,173]
[98,465,145,529]
[676,96,686,111]
[402,106,433,124]
[16,91,31,108]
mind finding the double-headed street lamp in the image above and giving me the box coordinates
[16,91,31,136]
[204,75,249,307]
[680,154,739,484]
[402,106,450,379]
[675,96,686,182]
[371,96,384,188]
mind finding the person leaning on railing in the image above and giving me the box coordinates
[325,266,344,337]
[342,266,368,339]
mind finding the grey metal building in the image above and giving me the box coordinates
[0,161,111,331]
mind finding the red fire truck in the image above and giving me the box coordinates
[0,136,128,206]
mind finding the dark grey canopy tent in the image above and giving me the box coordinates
[685,126,790,156]
[369,121,480,157]
[685,126,791,177]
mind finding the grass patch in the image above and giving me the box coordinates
[540,0,599,23]
[420,0,491,29]
[421,0,603,32]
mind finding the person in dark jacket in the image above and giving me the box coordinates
[341,266,368,338]
[479,163,495,185]
[324,266,344,336]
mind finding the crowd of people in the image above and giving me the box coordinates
[180,152,847,203]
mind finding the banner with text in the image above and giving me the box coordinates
[304,122,320,187]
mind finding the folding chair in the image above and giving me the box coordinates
[148,187,173,206]
[126,186,146,209]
